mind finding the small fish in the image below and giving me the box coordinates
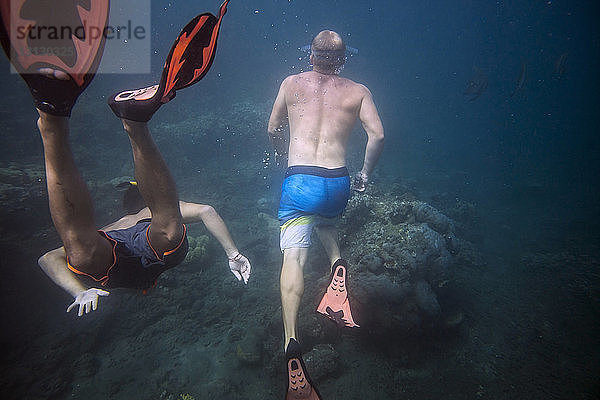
[554,52,568,78]
[511,60,528,97]
[464,66,488,101]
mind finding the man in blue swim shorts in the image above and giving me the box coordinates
[268,30,385,399]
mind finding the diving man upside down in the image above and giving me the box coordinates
[0,0,250,315]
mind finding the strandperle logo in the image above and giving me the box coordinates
[8,0,151,74]
[14,19,146,59]
[15,19,147,41]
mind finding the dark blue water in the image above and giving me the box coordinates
[0,1,598,399]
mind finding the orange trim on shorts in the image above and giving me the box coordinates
[66,231,118,286]
[145,223,187,261]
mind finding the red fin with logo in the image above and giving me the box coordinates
[108,0,230,122]
[0,0,110,116]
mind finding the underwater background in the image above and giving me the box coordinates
[0,0,598,399]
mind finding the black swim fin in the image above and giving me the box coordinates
[285,339,321,400]
[0,0,109,116]
[108,0,230,122]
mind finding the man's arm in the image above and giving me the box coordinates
[179,201,251,283]
[180,201,238,257]
[38,209,146,315]
[355,86,385,191]
[38,247,88,297]
[267,78,290,164]
[38,247,109,316]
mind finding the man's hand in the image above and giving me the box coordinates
[268,132,288,168]
[352,171,369,192]
[274,149,288,168]
[228,253,252,284]
[67,288,110,316]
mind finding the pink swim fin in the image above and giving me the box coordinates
[316,259,359,328]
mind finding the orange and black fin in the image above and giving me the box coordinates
[285,339,321,400]
[316,258,360,328]
[0,0,109,116]
[108,0,230,122]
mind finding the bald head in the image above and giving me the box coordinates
[310,30,346,74]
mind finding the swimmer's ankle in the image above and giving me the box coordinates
[36,109,69,133]
[121,118,148,132]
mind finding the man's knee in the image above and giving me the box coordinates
[282,248,309,272]
[280,277,302,295]
[65,241,112,270]
[61,230,112,267]
[65,251,96,270]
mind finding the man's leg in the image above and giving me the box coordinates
[37,110,113,270]
[280,247,309,349]
[315,225,341,268]
[121,120,183,254]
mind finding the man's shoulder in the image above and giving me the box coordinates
[336,77,371,98]
[279,73,303,88]
[279,72,313,91]
[344,78,369,92]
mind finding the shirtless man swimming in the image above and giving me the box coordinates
[267,30,385,399]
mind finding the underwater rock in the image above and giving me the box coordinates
[30,369,69,398]
[299,313,329,347]
[352,272,411,305]
[0,162,50,240]
[336,189,479,336]
[444,311,464,328]
[359,253,384,274]
[257,211,279,232]
[412,202,455,234]
[256,196,277,214]
[226,325,244,343]
[236,332,263,365]
[72,352,99,378]
[204,378,234,399]
[414,280,441,316]
[303,344,340,382]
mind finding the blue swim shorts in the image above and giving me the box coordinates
[68,218,188,290]
[278,165,350,250]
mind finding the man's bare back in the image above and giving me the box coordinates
[268,70,383,171]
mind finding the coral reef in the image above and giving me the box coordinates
[333,189,481,336]
[185,235,213,267]
[0,162,51,241]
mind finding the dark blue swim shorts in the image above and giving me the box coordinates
[68,219,188,290]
